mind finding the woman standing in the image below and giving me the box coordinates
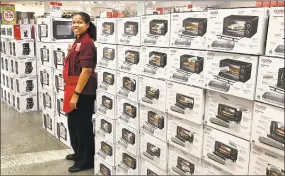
[63,12,97,173]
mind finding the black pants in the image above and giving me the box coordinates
[67,94,95,168]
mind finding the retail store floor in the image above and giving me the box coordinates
[0,101,94,175]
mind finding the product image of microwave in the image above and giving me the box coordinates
[56,98,65,117]
[102,22,114,35]
[26,97,34,109]
[141,86,160,104]
[125,50,140,65]
[142,111,164,134]
[40,70,49,87]
[181,18,207,37]
[97,141,113,159]
[54,48,65,69]
[171,126,194,147]
[172,156,195,175]
[43,92,52,109]
[274,45,284,56]
[118,103,137,123]
[266,164,285,176]
[52,20,74,40]
[98,96,113,115]
[25,80,34,92]
[149,19,168,36]
[98,163,111,176]
[124,21,139,36]
[40,46,50,64]
[207,141,238,165]
[103,47,115,60]
[170,93,194,114]
[143,142,161,160]
[57,122,67,141]
[55,74,64,93]
[118,153,137,173]
[25,62,33,74]
[43,113,52,131]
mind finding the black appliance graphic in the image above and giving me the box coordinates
[98,95,113,115]
[171,126,194,147]
[103,47,115,60]
[266,164,285,176]
[43,92,52,109]
[25,80,34,92]
[149,19,168,36]
[1,57,4,70]
[142,86,160,104]
[118,128,135,149]
[3,41,6,54]
[97,141,113,159]
[99,72,114,91]
[22,43,31,55]
[12,42,16,56]
[170,93,194,114]
[102,22,114,35]
[7,92,10,104]
[40,46,49,64]
[147,169,158,176]
[55,74,64,93]
[15,61,19,74]
[4,90,7,102]
[57,98,65,117]
[12,95,15,108]
[118,77,136,97]
[1,27,6,35]
[38,23,48,41]
[40,70,49,87]
[274,45,284,56]
[6,76,9,88]
[118,153,137,173]
[54,48,65,68]
[143,142,161,160]
[7,27,12,36]
[10,77,14,91]
[277,68,285,90]
[43,113,53,131]
[25,62,33,74]
[9,42,12,56]
[23,29,28,38]
[17,97,20,110]
[142,111,164,135]
[4,58,8,72]
[119,103,137,123]
[0,42,2,53]
[121,50,140,71]
[97,119,112,137]
[11,59,14,73]
[57,122,67,141]
[26,97,34,109]
[207,141,238,165]
[52,20,74,40]
[172,156,195,175]
[98,163,111,176]
[124,21,139,36]
[144,51,167,75]
[2,75,5,86]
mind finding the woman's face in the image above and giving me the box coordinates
[72,15,88,36]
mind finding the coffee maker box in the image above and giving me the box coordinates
[96,43,118,70]
[116,71,139,102]
[51,43,70,71]
[37,42,53,68]
[202,160,233,175]
[42,109,55,136]
[53,69,64,97]
[95,137,116,166]
[39,65,54,92]
[14,92,38,113]
[55,115,71,148]
[13,24,35,40]
[41,88,55,114]
[96,18,118,44]
[94,113,116,144]
[15,75,37,95]
[55,93,66,118]
[96,67,117,95]
[117,45,141,75]
[94,156,116,175]
[13,39,35,58]
[96,90,116,119]
[140,158,168,175]
[14,58,37,77]
[117,17,141,46]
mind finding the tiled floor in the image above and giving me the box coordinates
[0,101,94,175]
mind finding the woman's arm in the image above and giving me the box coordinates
[74,67,92,94]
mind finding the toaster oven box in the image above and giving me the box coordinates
[116,71,139,102]
[117,17,141,46]
[204,51,259,100]
[140,158,168,175]
[14,58,37,78]
[55,115,71,148]
[255,56,284,108]
[53,69,64,97]
[116,96,140,130]
[203,126,251,175]
[13,39,35,58]
[204,90,254,140]
[14,92,38,113]
[166,82,205,125]
[94,113,116,144]
[13,24,35,40]
[15,75,37,95]
[170,11,208,50]
[51,43,70,71]
[39,65,54,92]
[138,76,167,112]
[140,131,168,171]
[96,67,117,95]
[141,14,171,47]
[96,90,116,120]
[95,137,116,166]
[202,160,233,175]
[206,8,269,55]
[41,88,55,114]
[117,45,141,75]
[139,46,170,80]
[42,109,55,137]
[265,7,284,58]
[167,114,204,158]
[37,42,53,68]
[251,102,284,156]
[55,93,66,118]
[94,156,116,176]
[96,18,118,44]
[96,43,118,70]
[167,49,206,88]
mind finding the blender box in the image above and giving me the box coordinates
[15,75,37,95]
[51,43,70,71]
[13,39,35,58]
[117,17,141,46]
[206,8,269,55]
[140,158,168,175]
[117,45,141,75]
[14,92,38,113]
[166,82,205,125]
[39,65,54,92]
[41,88,55,114]
[96,90,116,119]
[204,90,254,140]
[96,43,118,70]
[202,160,233,175]
[95,137,116,166]
[96,67,117,95]
[203,126,251,175]
[170,11,208,50]
[141,14,171,47]
[94,156,116,175]
[94,113,116,144]
[203,51,259,100]
[116,71,139,102]
[14,58,37,77]
[96,18,118,44]
[37,42,53,68]
[53,69,64,97]
[55,93,66,118]
[255,56,284,108]
[42,109,55,136]
[55,115,71,148]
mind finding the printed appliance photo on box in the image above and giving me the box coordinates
[204,51,258,100]
[204,90,254,140]
[94,113,116,144]
[116,71,139,102]
[14,58,37,78]
[203,126,251,175]
[117,45,141,75]
[206,8,268,55]
[41,89,55,114]
[96,18,117,44]
[51,43,70,71]
[141,14,170,47]
[94,156,116,176]
[55,93,66,118]
[38,42,53,68]
[170,11,208,50]
[96,67,117,95]
[115,145,139,175]
[15,76,37,95]
[95,137,115,166]
[96,90,116,119]
[53,69,65,97]
[140,158,168,175]
[14,93,38,113]
[117,17,141,46]
[255,56,284,108]
[55,115,71,148]
[96,43,118,70]
[13,39,35,58]
[39,65,53,91]
[42,109,55,136]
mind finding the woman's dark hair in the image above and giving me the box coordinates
[73,12,96,41]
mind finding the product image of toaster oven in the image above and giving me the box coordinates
[143,142,161,160]
[147,169,158,176]
[122,77,136,92]
[181,18,207,37]
[98,163,111,176]
[1,57,4,70]
[124,21,139,36]
[11,59,14,73]
[15,61,19,74]
[40,46,50,64]
[6,76,9,88]
[216,104,242,123]
[0,42,2,53]
[266,164,285,176]
[118,103,137,123]
[25,62,33,74]
[148,51,167,68]
[274,45,284,56]
[56,98,65,117]
[57,122,67,141]
[52,20,74,40]
[4,58,8,72]
[141,86,160,104]
[98,95,113,115]
[22,43,31,56]
[25,80,34,92]
[54,48,65,69]
[142,111,164,134]
[118,128,136,149]
[43,113,52,131]
[12,95,15,108]
[40,70,50,87]
[1,27,6,36]
[170,93,194,114]
[26,97,34,109]
[171,126,194,147]
[125,50,140,65]
[103,47,115,61]
[99,72,114,91]
[100,119,112,134]
[97,141,113,159]
[172,156,195,175]
[102,22,114,35]
[43,92,52,109]
[7,92,10,105]
[149,19,168,36]
[118,153,137,173]
[179,55,204,74]
[207,141,238,165]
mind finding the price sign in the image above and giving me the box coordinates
[1,4,16,24]
[49,2,62,17]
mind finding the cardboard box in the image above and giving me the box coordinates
[14,92,38,113]
[255,56,284,108]
[55,115,71,148]
[94,113,116,144]
[14,58,37,77]
[116,71,139,102]
[117,17,141,46]
[12,39,35,58]
[13,24,35,40]
[204,90,254,140]
[203,126,251,175]
[206,8,269,55]
[15,75,37,95]
[55,93,66,118]
[41,88,55,114]
[94,156,116,175]
[140,158,168,175]
[202,160,233,175]
[51,43,70,70]
[204,51,259,100]
[37,42,53,68]
[42,109,55,136]
[96,43,118,70]
[96,90,116,119]
[141,14,170,47]
[39,65,53,92]
[166,82,205,124]
[96,67,117,95]
[170,11,208,50]
[95,137,116,166]
[117,45,141,75]
[53,68,64,97]
[96,18,118,44]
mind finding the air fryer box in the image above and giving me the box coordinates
[39,65,53,92]
[94,156,116,175]
[96,90,116,119]
[140,158,168,175]
[255,56,284,108]
[203,126,251,175]
[251,102,284,156]
[96,67,117,95]
[139,46,170,80]
[170,11,208,50]
[117,45,141,75]
[204,90,254,140]
[51,43,70,71]
[55,115,71,148]
[206,8,269,55]
[204,51,259,100]
[41,88,55,114]
[265,7,284,58]
[140,104,167,142]
[167,114,204,158]
[95,137,116,166]
[37,42,53,68]
[94,113,116,144]
[14,92,38,113]
[141,14,171,47]
[42,109,55,136]
[138,76,167,112]
[14,58,37,77]
[140,131,168,171]
[117,17,141,46]
[55,93,66,118]
[53,68,64,97]
[168,144,203,175]
[116,96,140,130]
[116,71,139,102]
[15,75,37,95]
[96,18,118,44]
[13,24,34,40]
[167,48,206,88]
[13,39,35,58]
[202,160,233,175]
[166,82,205,125]
[248,144,285,175]
[96,43,118,70]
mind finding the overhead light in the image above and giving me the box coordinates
[152,1,156,4]
[80,1,83,4]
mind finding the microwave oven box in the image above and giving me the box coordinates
[116,96,140,130]
[97,18,118,44]
[55,93,66,118]
[96,90,116,120]
[13,39,35,58]
[37,42,53,68]
[206,8,269,55]
[204,90,254,140]
[41,88,55,114]
[167,48,206,88]
[53,68,64,97]
[14,24,35,40]
[117,45,141,75]
[94,113,116,144]
[95,137,116,166]
[166,82,205,125]
[141,14,171,47]
[140,104,168,142]
[14,92,38,113]
[96,43,118,70]
[139,46,170,80]
[96,67,117,95]
[55,115,71,148]
[202,160,233,175]
[140,158,168,175]
[94,156,116,175]
[116,71,139,102]
[14,57,37,78]
[140,131,168,171]
[265,7,284,58]
[117,17,141,46]
[42,109,55,136]
[167,114,204,158]
[51,43,70,71]
[251,102,284,156]
[255,56,284,108]
[5,25,14,39]
[170,11,208,50]
[15,75,37,95]
[138,76,167,112]
[204,51,259,100]
[39,65,54,92]
[203,126,251,175]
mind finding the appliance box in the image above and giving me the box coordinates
[38,43,53,68]
[204,51,258,100]
[55,115,72,148]
[14,24,35,40]
[97,18,118,44]
[15,75,37,95]
[255,56,285,108]
[53,69,65,97]
[116,71,139,102]
[205,90,254,140]
[5,25,14,39]
[55,93,66,118]
[94,156,116,176]
[94,113,116,144]
[96,90,116,120]
[96,67,117,96]
[13,39,35,58]
[117,45,141,75]
[117,17,141,46]
[3,56,10,74]
[140,158,168,175]
[42,109,55,136]
[206,8,269,55]
[14,58,37,78]
[95,138,115,166]
[96,43,118,70]
[41,89,55,114]
[51,43,70,71]
[202,160,233,175]
[39,65,54,92]
[14,92,38,113]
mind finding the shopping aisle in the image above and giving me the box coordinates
[0,101,94,175]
